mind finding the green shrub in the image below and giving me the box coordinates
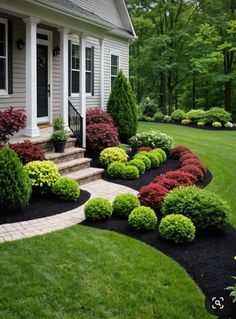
[159,214,195,243]
[185,109,206,123]
[162,115,172,123]
[143,116,155,122]
[129,131,173,153]
[128,206,157,230]
[181,119,192,125]
[224,121,233,128]
[133,154,151,170]
[84,197,112,220]
[205,107,231,124]
[140,97,158,117]
[125,165,139,179]
[127,159,145,174]
[52,177,80,201]
[171,109,186,122]
[151,148,167,163]
[212,121,222,128]
[197,121,205,127]
[0,147,32,210]
[24,160,60,192]
[138,151,160,168]
[154,111,164,121]
[107,70,138,142]
[99,147,128,167]
[150,150,163,164]
[107,162,126,178]
[112,193,140,218]
[161,186,229,230]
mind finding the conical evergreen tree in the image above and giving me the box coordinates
[0,147,32,210]
[107,70,138,142]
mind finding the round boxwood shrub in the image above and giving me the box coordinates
[180,164,204,181]
[159,214,195,243]
[24,160,60,192]
[212,121,222,128]
[107,162,126,178]
[153,111,164,121]
[171,146,191,159]
[150,149,164,164]
[171,109,186,122]
[197,121,205,127]
[52,177,80,201]
[112,193,140,218]
[181,119,192,125]
[152,148,167,161]
[124,165,139,179]
[134,154,151,170]
[99,147,128,167]
[138,183,169,211]
[127,159,145,174]
[84,197,112,220]
[138,151,160,168]
[161,186,229,230]
[0,147,32,210]
[128,206,157,230]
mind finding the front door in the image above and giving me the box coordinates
[37,44,49,122]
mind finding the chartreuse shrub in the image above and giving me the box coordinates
[185,109,206,123]
[205,107,231,124]
[159,214,196,244]
[138,151,160,168]
[151,148,167,163]
[181,119,192,125]
[107,162,139,179]
[127,159,145,174]
[0,147,32,210]
[171,109,186,122]
[24,160,60,192]
[133,154,151,170]
[197,121,205,127]
[125,166,139,179]
[99,147,128,167]
[128,206,157,230]
[52,177,80,201]
[84,197,112,220]
[107,70,137,142]
[112,193,140,218]
[212,121,222,128]
[161,186,229,230]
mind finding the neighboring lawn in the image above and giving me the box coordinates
[138,122,236,228]
[0,226,213,319]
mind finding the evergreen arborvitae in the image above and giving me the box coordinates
[0,147,32,211]
[107,70,138,142]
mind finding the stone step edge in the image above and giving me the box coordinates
[45,147,85,160]
[57,157,92,170]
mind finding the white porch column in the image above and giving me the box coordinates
[23,17,40,137]
[59,28,69,129]
[99,38,105,110]
[79,34,86,148]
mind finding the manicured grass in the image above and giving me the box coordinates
[0,226,213,319]
[138,122,236,228]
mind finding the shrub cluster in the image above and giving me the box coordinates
[127,159,145,174]
[112,193,140,218]
[128,206,157,230]
[86,108,114,126]
[138,151,160,168]
[84,197,112,220]
[171,109,186,122]
[171,146,191,159]
[0,108,26,143]
[99,147,128,167]
[107,162,139,179]
[138,183,169,211]
[8,140,45,164]
[134,154,151,170]
[52,177,80,201]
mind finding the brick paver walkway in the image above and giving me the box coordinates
[0,180,137,243]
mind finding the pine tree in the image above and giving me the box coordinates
[107,70,138,142]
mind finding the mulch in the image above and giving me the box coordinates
[0,190,91,224]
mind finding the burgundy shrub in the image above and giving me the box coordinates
[155,177,182,190]
[8,140,45,164]
[153,170,197,185]
[0,108,26,143]
[138,183,169,211]
[179,152,199,164]
[171,146,191,159]
[181,158,207,174]
[86,123,120,152]
[180,164,204,181]
[137,146,153,153]
[86,108,114,126]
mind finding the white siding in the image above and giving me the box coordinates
[52,30,61,118]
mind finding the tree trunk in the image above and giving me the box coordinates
[223,51,233,112]
[167,73,173,115]
[192,73,196,109]
[224,80,232,113]
[160,73,166,114]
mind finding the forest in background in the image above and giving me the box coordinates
[127,0,236,117]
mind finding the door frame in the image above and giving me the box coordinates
[36,28,52,124]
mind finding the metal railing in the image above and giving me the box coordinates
[68,100,83,147]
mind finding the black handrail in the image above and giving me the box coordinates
[68,100,83,147]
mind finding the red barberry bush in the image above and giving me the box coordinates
[137,146,153,153]
[155,177,186,190]
[9,140,45,164]
[138,183,169,211]
[180,165,204,181]
[181,158,207,173]
[153,170,197,185]
[0,107,26,143]
[179,152,199,164]
[171,146,191,159]
[86,108,115,126]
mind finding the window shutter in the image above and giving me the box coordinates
[68,40,71,96]
[91,46,94,96]
[8,20,13,94]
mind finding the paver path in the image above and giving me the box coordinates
[0,180,137,243]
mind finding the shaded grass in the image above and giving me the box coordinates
[0,226,213,319]
[138,122,236,228]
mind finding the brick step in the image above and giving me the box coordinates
[57,158,91,175]
[45,147,85,164]
[64,167,104,185]
[33,137,76,152]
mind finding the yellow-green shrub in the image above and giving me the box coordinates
[99,147,128,167]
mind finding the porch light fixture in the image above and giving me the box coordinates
[16,39,25,50]
[53,46,60,56]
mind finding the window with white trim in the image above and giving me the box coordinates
[0,18,8,94]
[111,54,119,87]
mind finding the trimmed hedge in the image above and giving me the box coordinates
[99,147,128,167]
[52,177,80,201]
[128,206,157,230]
[112,193,140,218]
[138,183,169,211]
[127,159,145,174]
[84,197,112,220]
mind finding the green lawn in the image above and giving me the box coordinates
[138,122,236,228]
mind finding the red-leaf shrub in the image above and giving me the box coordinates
[8,140,45,164]
[138,183,169,211]
[181,158,207,173]
[0,108,26,143]
[86,108,114,126]
[171,146,191,159]
[137,146,153,153]
[179,153,199,164]
[180,165,204,181]
[86,123,119,152]
[155,177,182,190]
[153,170,197,185]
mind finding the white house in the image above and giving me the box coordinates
[0,0,135,146]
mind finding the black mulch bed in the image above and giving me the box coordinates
[0,190,91,225]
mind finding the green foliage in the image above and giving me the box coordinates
[161,186,229,230]
[212,121,222,128]
[205,107,232,124]
[181,119,192,125]
[151,148,167,163]
[112,193,140,218]
[0,147,32,210]
[128,206,157,230]
[107,70,138,142]
[52,177,80,201]
[133,154,151,170]
[24,160,60,192]
[186,109,206,123]
[140,97,158,117]
[171,110,186,122]
[162,115,172,123]
[197,121,205,127]
[99,147,128,167]
[127,159,145,174]
[138,151,160,168]
[107,162,139,179]
[51,117,68,141]
[159,214,196,244]
[125,165,140,180]
[84,197,112,220]
[154,111,164,121]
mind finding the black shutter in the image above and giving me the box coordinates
[8,20,13,94]
[91,46,94,96]
[68,40,71,96]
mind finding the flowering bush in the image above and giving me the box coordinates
[224,122,233,128]
[180,165,204,181]
[8,140,45,164]
[0,108,26,143]
[99,147,128,167]
[171,146,191,159]
[86,108,114,126]
[138,183,169,211]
